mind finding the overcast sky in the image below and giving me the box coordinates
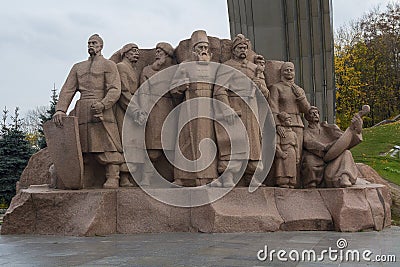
[0,0,396,120]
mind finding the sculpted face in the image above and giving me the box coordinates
[284,116,292,126]
[155,48,167,64]
[88,38,102,56]
[282,65,295,81]
[125,47,139,63]
[233,43,248,60]
[309,108,320,123]
[193,42,211,61]
[256,59,265,72]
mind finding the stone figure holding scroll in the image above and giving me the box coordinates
[52,34,123,189]
[213,34,269,187]
[301,106,365,188]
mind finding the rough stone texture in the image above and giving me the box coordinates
[16,148,53,192]
[319,185,385,232]
[1,187,116,236]
[43,117,83,190]
[191,188,283,233]
[117,188,191,233]
[265,60,284,87]
[357,163,399,222]
[1,184,391,236]
[274,188,333,231]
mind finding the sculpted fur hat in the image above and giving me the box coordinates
[156,42,174,57]
[120,43,139,57]
[232,34,250,49]
[190,30,209,48]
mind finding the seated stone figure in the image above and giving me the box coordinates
[301,106,364,188]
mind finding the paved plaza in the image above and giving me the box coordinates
[0,226,399,266]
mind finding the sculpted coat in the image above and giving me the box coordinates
[170,61,219,181]
[214,58,263,161]
[56,54,122,154]
[115,58,139,139]
[140,65,175,151]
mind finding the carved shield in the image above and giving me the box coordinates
[44,116,83,189]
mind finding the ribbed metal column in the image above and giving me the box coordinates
[227,0,335,123]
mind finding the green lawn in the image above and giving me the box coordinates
[351,121,400,185]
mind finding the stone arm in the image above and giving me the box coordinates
[268,84,280,126]
[100,61,122,110]
[275,135,287,159]
[292,84,311,114]
[268,84,286,138]
[253,77,269,100]
[56,64,79,113]
[303,134,328,159]
[170,65,188,103]
[214,84,236,125]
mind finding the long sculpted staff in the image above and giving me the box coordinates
[53,34,123,189]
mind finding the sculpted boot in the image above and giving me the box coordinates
[120,172,134,187]
[223,172,235,188]
[103,164,120,189]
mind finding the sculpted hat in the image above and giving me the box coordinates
[156,42,174,57]
[190,30,209,48]
[88,34,103,46]
[120,43,139,57]
[232,34,250,49]
[280,61,294,72]
[253,54,265,63]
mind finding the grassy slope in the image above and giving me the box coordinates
[351,121,400,185]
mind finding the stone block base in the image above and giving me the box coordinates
[1,183,391,236]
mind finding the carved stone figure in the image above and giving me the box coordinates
[115,43,140,187]
[301,106,365,188]
[170,30,218,186]
[269,61,311,180]
[139,42,175,186]
[52,34,123,189]
[274,112,299,188]
[213,34,269,187]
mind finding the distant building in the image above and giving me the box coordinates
[227,0,335,123]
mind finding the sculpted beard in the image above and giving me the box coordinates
[194,50,212,62]
[152,55,166,70]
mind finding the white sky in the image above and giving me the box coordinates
[0,0,396,119]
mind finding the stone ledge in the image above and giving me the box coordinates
[0,184,391,236]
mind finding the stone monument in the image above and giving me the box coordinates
[1,30,391,236]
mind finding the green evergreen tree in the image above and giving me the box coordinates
[38,85,59,148]
[0,107,34,205]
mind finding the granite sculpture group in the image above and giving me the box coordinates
[1,30,392,235]
[50,31,366,190]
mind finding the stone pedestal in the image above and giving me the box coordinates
[1,183,391,236]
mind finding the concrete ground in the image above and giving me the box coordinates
[0,227,399,267]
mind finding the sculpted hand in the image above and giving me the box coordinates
[223,109,236,125]
[350,114,362,134]
[291,84,302,97]
[52,111,66,127]
[277,125,286,138]
[277,150,288,159]
[133,110,148,126]
[91,102,105,114]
